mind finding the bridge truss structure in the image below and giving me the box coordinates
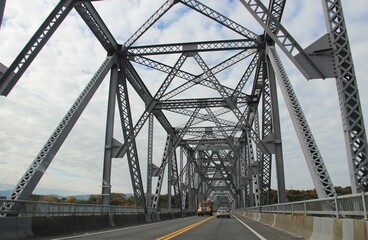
[0,0,367,211]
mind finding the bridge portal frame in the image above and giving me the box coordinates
[0,0,366,213]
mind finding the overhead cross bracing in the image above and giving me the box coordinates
[0,0,367,212]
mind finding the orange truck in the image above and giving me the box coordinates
[197,199,213,216]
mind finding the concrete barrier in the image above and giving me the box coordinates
[233,211,367,240]
[0,211,196,240]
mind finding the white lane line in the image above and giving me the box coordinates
[52,217,193,240]
[232,214,267,240]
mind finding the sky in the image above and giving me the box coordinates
[0,0,367,197]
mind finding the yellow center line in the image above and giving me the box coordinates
[156,216,215,240]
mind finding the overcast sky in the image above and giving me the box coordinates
[0,0,367,197]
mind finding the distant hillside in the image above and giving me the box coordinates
[0,190,134,200]
[0,190,11,198]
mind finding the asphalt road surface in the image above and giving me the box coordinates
[44,214,302,240]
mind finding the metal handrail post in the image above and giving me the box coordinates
[303,200,306,216]
[334,196,339,218]
[46,202,51,217]
[362,192,367,220]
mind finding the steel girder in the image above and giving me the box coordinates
[0,0,5,29]
[116,69,147,210]
[74,1,119,52]
[122,61,174,134]
[0,0,74,96]
[4,55,117,202]
[191,53,268,157]
[2,0,365,210]
[182,138,233,146]
[146,114,154,207]
[267,46,336,199]
[114,59,180,159]
[239,0,327,79]
[101,65,119,206]
[152,108,200,209]
[160,50,255,101]
[127,39,258,56]
[114,54,190,209]
[170,108,238,127]
[179,0,258,40]
[156,97,249,110]
[177,126,241,137]
[267,0,286,33]
[152,134,172,209]
[321,0,368,193]
[124,0,178,47]
[266,52,286,203]
[129,49,255,100]
[130,50,253,101]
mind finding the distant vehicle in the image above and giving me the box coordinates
[216,206,230,218]
[197,200,213,216]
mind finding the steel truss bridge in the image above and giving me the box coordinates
[0,0,367,213]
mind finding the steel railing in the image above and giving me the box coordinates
[0,199,182,217]
[239,192,368,220]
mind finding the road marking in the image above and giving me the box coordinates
[232,214,267,240]
[51,218,187,240]
[156,216,215,240]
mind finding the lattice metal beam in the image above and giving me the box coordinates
[127,39,258,56]
[116,69,147,210]
[321,0,368,192]
[124,0,178,47]
[179,0,258,40]
[156,97,248,110]
[267,45,336,198]
[146,114,154,207]
[74,1,119,52]
[239,0,327,79]
[0,0,74,96]
[6,55,116,201]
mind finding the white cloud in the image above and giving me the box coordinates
[0,0,367,199]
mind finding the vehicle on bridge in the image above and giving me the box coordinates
[197,199,213,216]
[216,206,230,218]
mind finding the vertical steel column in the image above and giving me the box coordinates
[247,131,259,207]
[260,58,273,205]
[101,66,118,206]
[117,68,147,211]
[146,114,154,207]
[267,56,286,203]
[0,0,5,29]
[0,0,74,96]
[180,147,184,178]
[168,135,173,209]
[152,134,172,208]
[187,160,192,209]
[267,46,337,199]
[321,0,368,193]
[5,56,115,201]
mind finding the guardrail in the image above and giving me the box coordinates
[242,192,368,219]
[0,199,182,217]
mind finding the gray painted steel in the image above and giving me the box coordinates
[0,0,366,216]
[321,0,368,193]
[0,0,5,29]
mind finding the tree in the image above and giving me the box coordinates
[110,193,127,206]
[335,186,351,196]
[88,195,101,204]
[38,195,61,202]
[64,196,77,203]
[126,196,136,207]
